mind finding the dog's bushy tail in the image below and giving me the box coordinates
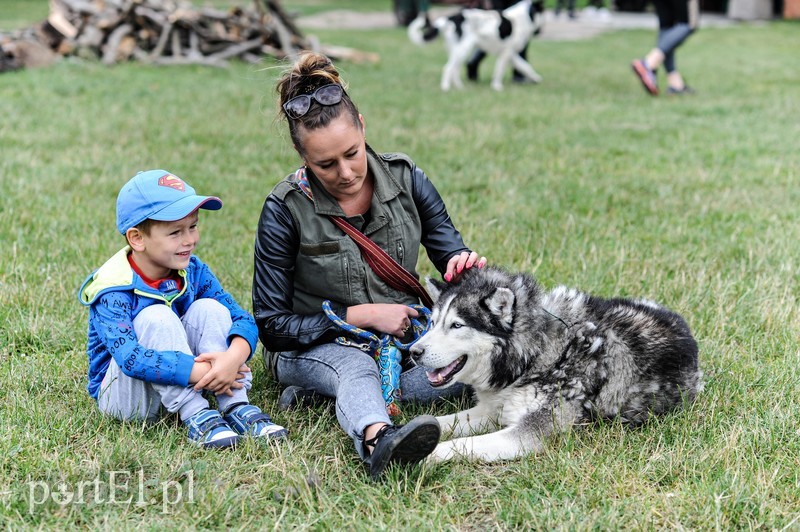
[407,14,440,45]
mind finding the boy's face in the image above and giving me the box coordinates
[128,211,200,279]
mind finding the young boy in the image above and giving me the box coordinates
[78,169,286,448]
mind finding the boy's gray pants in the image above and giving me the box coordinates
[96,299,251,422]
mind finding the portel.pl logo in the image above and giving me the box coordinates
[27,469,194,514]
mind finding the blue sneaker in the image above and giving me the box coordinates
[185,409,240,449]
[224,403,288,441]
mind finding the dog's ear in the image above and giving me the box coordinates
[486,287,515,325]
[425,277,444,303]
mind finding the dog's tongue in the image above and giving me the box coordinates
[426,358,461,385]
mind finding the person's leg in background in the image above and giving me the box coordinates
[556,0,577,18]
[466,49,488,82]
[632,0,698,95]
[654,0,698,92]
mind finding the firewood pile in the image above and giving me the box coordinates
[0,0,378,73]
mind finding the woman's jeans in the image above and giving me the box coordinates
[275,343,466,459]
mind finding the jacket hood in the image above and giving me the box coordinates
[78,247,135,306]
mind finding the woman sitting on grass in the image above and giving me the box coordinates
[252,51,487,479]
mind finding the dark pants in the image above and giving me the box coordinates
[651,0,698,72]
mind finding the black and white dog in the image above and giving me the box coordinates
[410,267,702,462]
[408,0,544,91]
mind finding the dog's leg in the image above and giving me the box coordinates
[436,403,499,438]
[441,60,458,91]
[442,36,477,91]
[442,59,465,92]
[509,53,543,84]
[441,49,466,91]
[429,401,581,463]
[490,51,512,92]
[428,424,542,462]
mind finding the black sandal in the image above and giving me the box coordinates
[364,415,441,479]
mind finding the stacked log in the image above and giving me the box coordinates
[0,0,378,72]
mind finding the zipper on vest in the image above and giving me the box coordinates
[343,256,351,300]
[397,242,404,265]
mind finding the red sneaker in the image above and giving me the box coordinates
[631,59,659,96]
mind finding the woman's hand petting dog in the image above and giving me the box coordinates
[445,251,488,282]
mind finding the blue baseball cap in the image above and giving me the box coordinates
[116,170,222,234]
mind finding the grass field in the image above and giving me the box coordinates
[2,1,800,529]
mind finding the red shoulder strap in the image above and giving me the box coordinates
[294,168,433,308]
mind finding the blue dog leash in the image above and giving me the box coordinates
[321,300,431,416]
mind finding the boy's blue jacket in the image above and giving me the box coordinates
[78,247,258,399]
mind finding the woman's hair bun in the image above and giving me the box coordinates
[278,52,345,106]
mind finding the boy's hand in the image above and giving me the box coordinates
[188,361,213,386]
[193,352,249,396]
[193,337,251,396]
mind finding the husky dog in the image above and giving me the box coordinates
[410,267,702,462]
[408,0,544,91]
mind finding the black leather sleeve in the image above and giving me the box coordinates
[411,165,471,273]
[252,196,343,352]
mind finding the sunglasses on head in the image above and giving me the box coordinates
[283,83,345,119]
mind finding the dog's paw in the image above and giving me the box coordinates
[434,415,456,436]
[425,441,455,464]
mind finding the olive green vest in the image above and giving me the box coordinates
[272,147,423,314]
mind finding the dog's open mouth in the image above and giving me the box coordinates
[425,355,467,387]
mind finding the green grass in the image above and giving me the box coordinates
[2,0,800,528]
[0,1,49,30]
[284,0,393,16]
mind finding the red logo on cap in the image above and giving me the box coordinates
[158,174,185,192]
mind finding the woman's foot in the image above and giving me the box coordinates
[666,71,694,94]
[667,85,696,95]
[277,385,324,410]
[631,59,659,96]
[364,416,440,479]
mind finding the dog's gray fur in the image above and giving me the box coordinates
[410,266,702,462]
